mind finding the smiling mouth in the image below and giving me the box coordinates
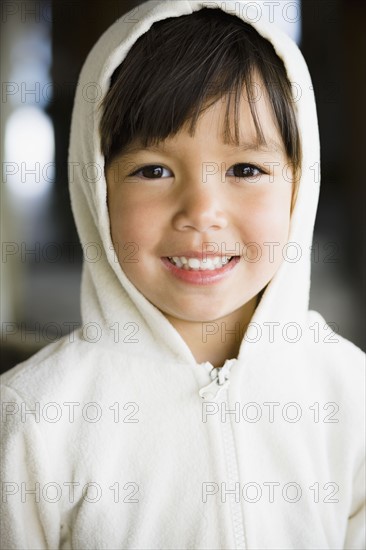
[166,256,237,270]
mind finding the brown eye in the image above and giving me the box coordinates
[130,165,171,179]
[230,164,263,179]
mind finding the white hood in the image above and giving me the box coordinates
[69,0,320,363]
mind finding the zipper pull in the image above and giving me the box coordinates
[199,377,230,400]
[199,365,231,400]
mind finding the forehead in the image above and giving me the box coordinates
[120,85,284,159]
[197,84,281,148]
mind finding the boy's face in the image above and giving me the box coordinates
[106,86,293,324]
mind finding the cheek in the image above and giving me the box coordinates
[238,188,291,261]
[109,191,164,255]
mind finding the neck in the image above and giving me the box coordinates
[164,296,258,368]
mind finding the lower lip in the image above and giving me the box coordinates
[161,257,240,285]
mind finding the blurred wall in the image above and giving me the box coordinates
[303,0,365,348]
[1,0,365,374]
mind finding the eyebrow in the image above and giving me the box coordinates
[223,139,283,154]
[120,138,283,157]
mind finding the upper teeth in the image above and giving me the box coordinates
[168,256,232,270]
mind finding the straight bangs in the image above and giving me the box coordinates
[100,8,301,184]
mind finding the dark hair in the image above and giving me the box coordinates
[100,7,301,186]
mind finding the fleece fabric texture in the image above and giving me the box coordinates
[1,1,365,548]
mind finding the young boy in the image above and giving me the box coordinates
[1,1,364,549]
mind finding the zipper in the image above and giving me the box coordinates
[198,365,230,400]
[199,360,246,550]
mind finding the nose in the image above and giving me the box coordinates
[172,181,228,232]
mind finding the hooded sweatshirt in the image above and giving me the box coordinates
[1,1,365,549]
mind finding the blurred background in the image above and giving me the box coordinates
[1,0,365,373]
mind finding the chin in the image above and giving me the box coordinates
[165,302,245,323]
